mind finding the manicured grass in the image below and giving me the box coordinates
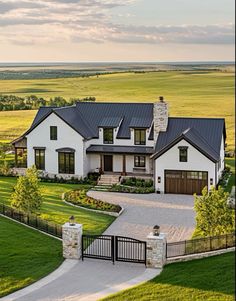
[225,158,235,193]
[0,216,63,297]
[0,71,234,149]
[0,176,115,235]
[103,252,235,301]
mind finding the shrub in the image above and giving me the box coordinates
[64,189,121,213]
[109,184,154,194]
[121,177,153,188]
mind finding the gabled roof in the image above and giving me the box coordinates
[152,117,226,162]
[24,102,154,140]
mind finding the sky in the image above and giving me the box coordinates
[0,0,235,62]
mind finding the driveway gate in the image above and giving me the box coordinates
[82,234,146,265]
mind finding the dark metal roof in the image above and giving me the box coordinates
[29,102,154,140]
[86,145,154,155]
[56,147,75,153]
[99,116,123,128]
[129,117,152,128]
[153,117,225,162]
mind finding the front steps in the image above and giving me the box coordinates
[91,174,121,191]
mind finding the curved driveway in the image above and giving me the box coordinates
[88,191,195,242]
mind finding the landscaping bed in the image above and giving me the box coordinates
[64,189,122,214]
[109,178,155,193]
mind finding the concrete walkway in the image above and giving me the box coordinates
[88,191,195,242]
[2,259,159,301]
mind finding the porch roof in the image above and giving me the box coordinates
[86,145,154,155]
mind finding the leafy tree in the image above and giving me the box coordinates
[194,186,235,237]
[11,166,42,214]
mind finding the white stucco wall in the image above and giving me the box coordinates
[217,134,225,182]
[154,139,216,193]
[26,113,85,177]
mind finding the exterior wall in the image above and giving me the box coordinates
[26,113,85,177]
[154,139,216,193]
[216,134,225,182]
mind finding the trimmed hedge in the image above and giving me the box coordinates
[121,177,153,188]
[64,189,121,213]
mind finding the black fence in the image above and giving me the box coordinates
[166,233,235,258]
[0,203,62,239]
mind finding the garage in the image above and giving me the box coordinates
[165,170,208,195]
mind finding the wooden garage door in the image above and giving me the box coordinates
[165,170,208,195]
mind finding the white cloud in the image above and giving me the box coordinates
[0,0,234,46]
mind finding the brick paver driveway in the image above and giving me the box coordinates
[88,191,195,242]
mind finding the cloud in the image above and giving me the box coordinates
[0,0,234,46]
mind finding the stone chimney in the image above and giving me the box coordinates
[153,96,168,139]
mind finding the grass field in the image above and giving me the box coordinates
[0,71,234,149]
[0,216,63,297]
[103,252,235,301]
[0,176,115,234]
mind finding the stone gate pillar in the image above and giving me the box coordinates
[146,232,167,268]
[62,223,83,259]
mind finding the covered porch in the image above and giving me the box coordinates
[86,145,154,177]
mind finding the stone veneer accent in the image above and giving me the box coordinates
[62,223,83,259]
[146,233,167,269]
[153,100,168,138]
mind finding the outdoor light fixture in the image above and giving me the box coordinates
[69,215,75,226]
[153,225,160,236]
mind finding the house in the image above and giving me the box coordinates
[12,97,226,195]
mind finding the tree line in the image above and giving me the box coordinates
[0,95,96,111]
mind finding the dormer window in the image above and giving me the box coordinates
[103,128,113,144]
[179,146,188,162]
[134,129,146,145]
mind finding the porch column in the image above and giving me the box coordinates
[122,154,126,175]
[100,154,103,173]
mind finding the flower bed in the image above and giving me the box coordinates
[109,184,155,194]
[64,189,121,213]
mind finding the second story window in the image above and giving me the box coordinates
[134,129,146,145]
[103,128,113,144]
[50,126,57,140]
[179,146,188,162]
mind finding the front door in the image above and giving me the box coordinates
[104,155,113,172]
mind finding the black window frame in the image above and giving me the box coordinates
[179,147,188,162]
[58,152,75,174]
[103,128,114,144]
[134,155,146,168]
[34,149,45,170]
[134,129,146,145]
[50,126,58,140]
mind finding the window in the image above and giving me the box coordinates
[58,152,74,174]
[35,149,45,170]
[103,128,113,144]
[179,147,188,162]
[134,129,146,145]
[134,156,146,168]
[50,126,57,140]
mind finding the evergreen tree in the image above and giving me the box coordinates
[11,166,42,214]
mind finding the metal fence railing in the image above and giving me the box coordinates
[0,203,62,239]
[166,233,235,258]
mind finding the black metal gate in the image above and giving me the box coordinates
[82,234,146,265]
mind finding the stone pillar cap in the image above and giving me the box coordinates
[62,223,82,229]
[147,232,166,239]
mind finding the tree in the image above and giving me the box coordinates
[11,166,42,214]
[194,186,235,237]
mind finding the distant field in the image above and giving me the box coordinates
[0,71,234,149]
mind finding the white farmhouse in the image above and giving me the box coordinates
[12,97,226,194]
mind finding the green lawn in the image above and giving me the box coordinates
[0,216,63,297]
[0,176,115,235]
[225,158,235,193]
[103,252,235,301]
[0,71,234,149]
